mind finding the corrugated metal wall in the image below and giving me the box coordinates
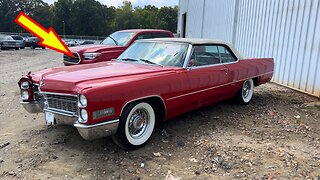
[178,0,320,97]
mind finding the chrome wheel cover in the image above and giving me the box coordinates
[128,108,149,139]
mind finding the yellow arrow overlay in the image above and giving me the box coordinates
[15,12,74,57]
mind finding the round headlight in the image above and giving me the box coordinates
[21,81,30,89]
[79,95,87,107]
[79,109,88,123]
[21,90,29,101]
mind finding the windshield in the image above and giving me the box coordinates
[12,36,23,40]
[101,32,136,46]
[4,36,13,40]
[117,42,189,67]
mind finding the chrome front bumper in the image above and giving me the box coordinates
[74,119,119,140]
[21,101,119,140]
[21,101,43,113]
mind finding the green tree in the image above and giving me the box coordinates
[70,0,115,36]
[111,1,138,30]
[51,0,73,35]
[156,6,178,32]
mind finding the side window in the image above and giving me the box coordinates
[217,45,237,63]
[136,33,153,40]
[188,45,221,67]
[153,33,171,38]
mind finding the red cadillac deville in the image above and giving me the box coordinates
[19,38,274,149]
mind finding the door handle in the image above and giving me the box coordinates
[220,68,228,74]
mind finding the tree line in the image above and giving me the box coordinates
[0,0,177,36]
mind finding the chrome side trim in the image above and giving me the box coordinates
[120,95,167,119]
[166,71,274,101]
[40,91,77,97]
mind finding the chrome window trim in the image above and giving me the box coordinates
[166,71,274,101]
[188,60,239,70]
[182,44,193,68]
[184,44,239,70]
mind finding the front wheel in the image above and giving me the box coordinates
[235,79,254,104]
[113,102,156,150]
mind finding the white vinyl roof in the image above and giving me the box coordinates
[139,38,243,59]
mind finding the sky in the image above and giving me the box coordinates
[43,0,179,7]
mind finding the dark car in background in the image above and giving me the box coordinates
[11,35,25,49]
[25,37,45,49]
[63,29,174,65]
[80,40,95,45]
[0,35,20,50]
[25,37,36,47]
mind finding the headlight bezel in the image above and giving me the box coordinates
[78,94,87,107]
[21,90,29,101]
[20,81,30,90]
[79,109,88,123]
[83,52,101,60]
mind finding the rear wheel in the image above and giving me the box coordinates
[113,102,155,150]
[235,79,254,104]
[20,46,25,49]
[42,47,45,49]
[15,47,19,50]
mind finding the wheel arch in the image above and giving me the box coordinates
[253,77,259,86]
[120,95,167,122]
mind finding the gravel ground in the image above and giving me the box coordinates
[0,49,319,179]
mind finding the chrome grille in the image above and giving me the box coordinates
[44,93,78,115]
[63,53,80,64]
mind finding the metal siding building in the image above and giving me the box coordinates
[178,0,320,97]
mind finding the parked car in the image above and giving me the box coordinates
[11,35,25,49]
[63,29,174,65]
[31,38,45,49]
[18,38,274,149]
[0,35,20,50]
[25,37,36,47]
[64,40,81,47]
[80,40,95,45]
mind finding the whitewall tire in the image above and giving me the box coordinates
[113,102,155,149]
[236,79,254,104]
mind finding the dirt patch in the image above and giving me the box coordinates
[0,49,319,179]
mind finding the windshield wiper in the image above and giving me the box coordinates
[139,59,163,67]
[108,35,118,45]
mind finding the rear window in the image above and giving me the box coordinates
[12,36,23,40]
[153,33,171,38]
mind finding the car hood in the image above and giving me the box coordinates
[35,61,178,94]
[2,40,19,43]
[69,44,122,53]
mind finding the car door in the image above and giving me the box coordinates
[184,44,229,108]
[216,45,242,95]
